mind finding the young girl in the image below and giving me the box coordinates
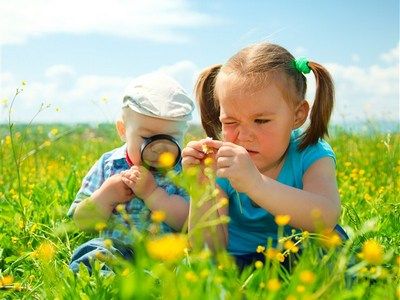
[182,42,348,269]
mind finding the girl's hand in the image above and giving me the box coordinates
[182,138,222,169]
[216,142,262,194]
[121,166,157,200]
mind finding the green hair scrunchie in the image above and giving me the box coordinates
[293,58,311,74]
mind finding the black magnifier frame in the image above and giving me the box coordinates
[140,134,181,171]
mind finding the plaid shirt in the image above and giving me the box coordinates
[68,144,189,244]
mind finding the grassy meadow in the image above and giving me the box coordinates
[0,97,399,298]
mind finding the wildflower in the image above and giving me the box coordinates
[204,156,214,166]
[265,248,285,262]
[121,268,130,277]
[284,240,299,253]
[275,214,291,226]
[202,141,213,154]
[103,239,113,249]
[302,231,309,239]
[159,152,175,168]
[259,282,265,289]
[200,269,210,278]
[256,245,265,253]
[5,135,11,145]
[185,271,198,282]
[1,275,14,286]
[364,193,372,201]
[115,204,125,213]
[344,162,351,167]
[95,222,107,232]
[255,260,263,269]
[359,239,383,265]
[199,249,211,260]
[219,197,228,206]
[286,295,297,300]
[33,242,56,262]
[267,278,281,292]
[50,128,58,136]
[151,210,166,223]
[296,285,305,293]
[299,270,315,284]
[321,229,341,248]
[21,80,27,86]
[146,234,188,262]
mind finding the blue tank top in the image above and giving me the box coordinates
[216,129,336,255]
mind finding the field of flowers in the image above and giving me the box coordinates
[0,93,399,299]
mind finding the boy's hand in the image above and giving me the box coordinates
[91,174,134,209]
[121,166,157,200]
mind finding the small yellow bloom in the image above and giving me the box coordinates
[360,239,383,265]
[254,260,263,269]
[321,229,342,248]
[95,222,107,232]
[115,204,126,213]
[202,143,213,154]
[146,234,188,262]
[267,278,281,292]
[276,252,285,262]
[159,152,175,168]
[344,162,351,167]
[33,242,56,262]
[275,214,291,226]
[284,240,299,253]
[296,285,305,293]
[50,128,58,136]
[219,197,228,206]
[103,239,113,249]
[1,275,14,286]
[200,269,210,278]
[21,80,27,86]
[185,271,198,282]
[204,156,214,166]
[299,270,315,284]
[256,245,265,253]
[151,210,166,223]
[5,135,11,145]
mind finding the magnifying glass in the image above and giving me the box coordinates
[140,134,181,170]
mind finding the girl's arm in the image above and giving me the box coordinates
[249,157,341,231]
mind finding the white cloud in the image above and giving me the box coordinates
[380,42,399,63]
[305,43,399,123]
[0,60,200,123]
[0,0,218,45]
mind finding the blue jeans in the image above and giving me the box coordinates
[69,237,134,274]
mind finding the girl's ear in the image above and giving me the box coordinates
[293,100,310,129]
[116,120,126,141]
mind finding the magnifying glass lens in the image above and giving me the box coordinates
[142,138,180,169]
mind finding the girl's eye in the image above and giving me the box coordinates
[254,119,270,124]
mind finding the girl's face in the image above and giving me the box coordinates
[216,76,307,176]
[117,110,186,166]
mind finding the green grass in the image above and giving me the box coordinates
[0,122,399,299]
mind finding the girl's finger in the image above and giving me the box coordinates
[216,156,233,168]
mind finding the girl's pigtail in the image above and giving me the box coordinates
[195,64,222,139]
[299,62,334,150]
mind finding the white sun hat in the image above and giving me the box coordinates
[122,72,195,121]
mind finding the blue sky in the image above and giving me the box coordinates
[1,0,398,124]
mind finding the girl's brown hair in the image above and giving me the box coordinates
[195,43,334,150]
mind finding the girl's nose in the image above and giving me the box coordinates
[236,125,253,142]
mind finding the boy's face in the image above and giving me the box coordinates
[118,109,187,166]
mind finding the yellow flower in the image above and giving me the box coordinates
[219,197,228,206]
[321,229,342,248]
[103,239,113,249]
[275,214,291,226]
[95,222,107,232]
[267,278,281,292]
[1,275,14,286]
[284,240,299,253]
[359,239,383,265]
[5,135,11,145]
[256,245,265,253]
[151,210,166,223]
[299,270,315,284]
[296,285,305,293]
[33,242,56,262]
[254,260,263,269]
[344,162,351,167]
[185,271,198,282]
[50,128,58,136]
[202,143,213,154]
[265,248,285,262]
[204,156,214,166]
[146,234,188,262]
[159,152,175,168]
